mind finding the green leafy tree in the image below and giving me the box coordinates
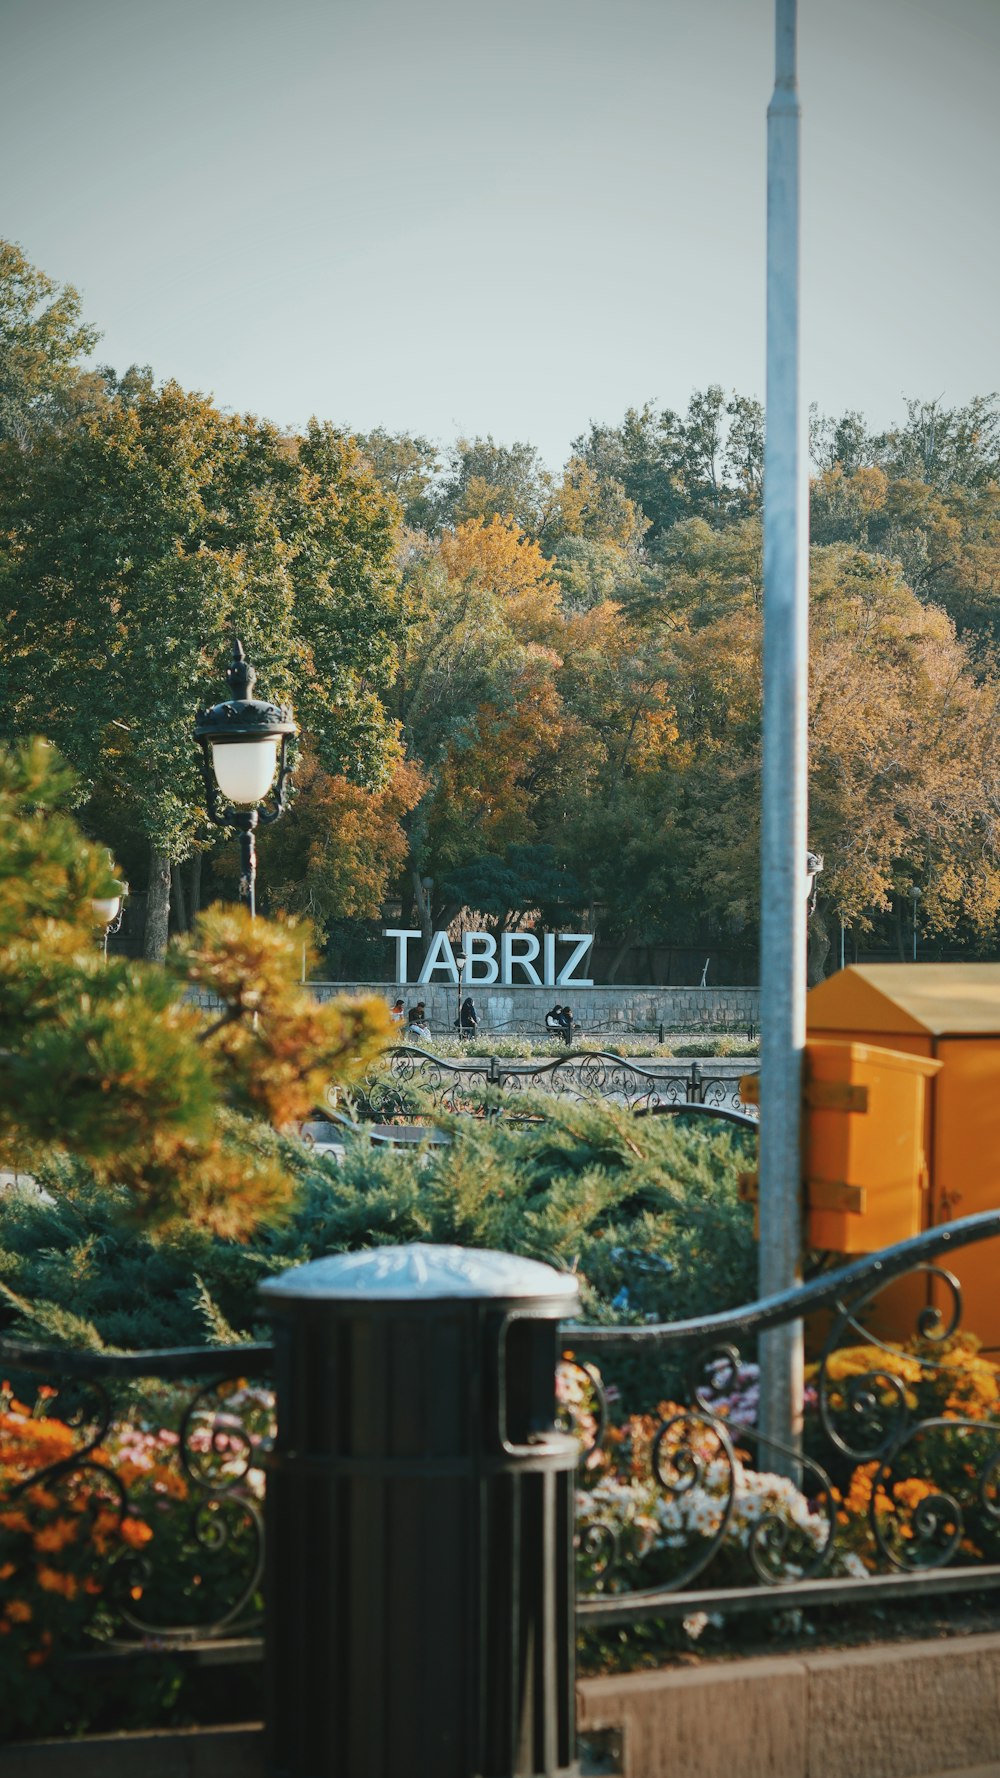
[0,239,102,448]
[357,426,441,530]
[573,402,689,540]
[432,435,550,534]
[0,376,402,955]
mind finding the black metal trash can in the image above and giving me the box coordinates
[260,1244,581,1778]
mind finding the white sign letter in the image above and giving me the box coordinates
[462,932,499,984]
[556,933,594,987]
[384,928,422,984]
[543,931,556,986]
[417,930,460,983]
[501,932,541,986]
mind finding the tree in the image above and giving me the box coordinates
[439,843,583,932]
[648,526,1000,975]
[261,750,427,928]
[0,739,391,1234]
[388,518,570,925]
[0,378,403,956]
[573,402,689,540]
[539,456,649,554]
[356,427,441,531]
[424,666,567,882]
[0,239,102,449]
[812,395,1000,493]
[573,390,765,542]
[432,435,549,534]
[549,537,645,613]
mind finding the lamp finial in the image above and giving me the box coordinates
[227,638,256,701]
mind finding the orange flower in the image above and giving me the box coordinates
[36,1565,78,1599]
[0,1561,15,1581]
[33,1516,78,1554]
[893,1477,936,1511]
[91,1507,122,1554]
[119,1517,153,1549]
[5,1599,32,1624]
[0,1510,31,1535]
[26,1486,60,1511]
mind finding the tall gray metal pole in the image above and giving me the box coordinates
[758,0,808,1470]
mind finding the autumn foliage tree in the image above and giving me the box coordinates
[0,740,390,1237]
[6,233,1000,978]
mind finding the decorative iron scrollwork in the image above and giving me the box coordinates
[353,1047,756,1124]
[0,1345,274,1644]
[569,1212,1000,1608]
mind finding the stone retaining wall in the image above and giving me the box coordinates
[307,982,760,1035]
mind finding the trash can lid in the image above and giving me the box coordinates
[260,1243,580,1302]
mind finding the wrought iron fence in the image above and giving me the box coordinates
[568,1209,1000,1624]
[0,1343,273,1646]
[5,1214,1000,1671]
[344,1046,758,1124]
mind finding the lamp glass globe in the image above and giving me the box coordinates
[211,738,279,805]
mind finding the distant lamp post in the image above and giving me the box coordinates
[912,885,921,962]
[805,850,824,915]
[193,640,297,917]
[91,881,128,959]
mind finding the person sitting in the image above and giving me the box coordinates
[545,1004,564,1037]
[390,997,406,1026]
[456,996,477,1039]
[405,1005,430,1042]
[558,1005,574,1045]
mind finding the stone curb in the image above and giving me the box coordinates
[578,1630,1000,1778]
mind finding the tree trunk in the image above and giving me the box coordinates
[807,909,833,986]
[144,846,172,961]
[411,865,433,946]
[170,864,188,932]
[190,853,203,920]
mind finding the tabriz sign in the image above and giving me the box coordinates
[384,929,595,987]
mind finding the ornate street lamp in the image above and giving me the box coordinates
[193,639,297,916]
[91,879,128,959]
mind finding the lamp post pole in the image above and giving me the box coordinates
[758,0,809,1472]
[194,641,297,917]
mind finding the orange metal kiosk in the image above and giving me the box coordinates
[807,964,1000,1350]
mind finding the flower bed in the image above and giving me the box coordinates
[0,1375,272,1739]
[564,1327,1000,1665]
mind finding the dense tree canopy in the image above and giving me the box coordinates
[0,293,403,954]
[2,237,999,977]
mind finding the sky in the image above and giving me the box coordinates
[2,0,998,467]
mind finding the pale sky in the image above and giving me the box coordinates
[2,0,998,466]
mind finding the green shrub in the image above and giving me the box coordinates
[0,1101,757,1354]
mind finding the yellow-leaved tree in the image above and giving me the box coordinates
[0,740,391,1237]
